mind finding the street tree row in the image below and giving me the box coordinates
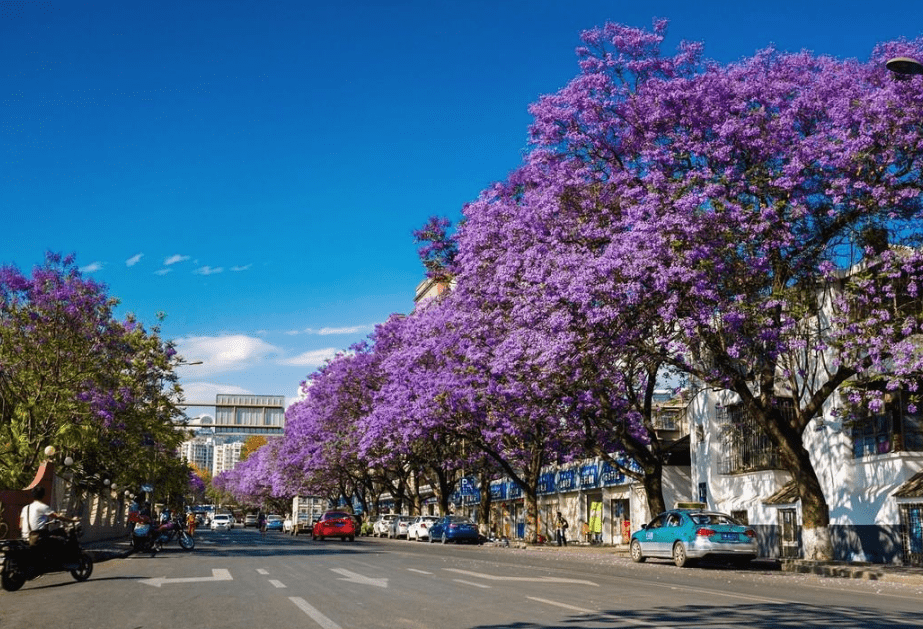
[220,21,923,560]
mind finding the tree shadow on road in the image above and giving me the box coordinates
[469,603,922,629]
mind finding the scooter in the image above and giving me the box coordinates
[129,512,158,555]
[0,521,93,591]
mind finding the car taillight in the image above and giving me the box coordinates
[744,529,756,538]
[421,524,427,528]
[695,527,717,537]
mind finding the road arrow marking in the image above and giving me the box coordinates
[140,568,232,588]
[445,568,598,587]
[330,568,388,588]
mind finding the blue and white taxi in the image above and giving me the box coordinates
[630,504,758,567]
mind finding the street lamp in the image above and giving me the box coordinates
[887,56,923,77]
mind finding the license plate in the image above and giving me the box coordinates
[721,533,738,541]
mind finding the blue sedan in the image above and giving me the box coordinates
[265,515,284,531]
[428,515,482,544]
[630,506,758,567]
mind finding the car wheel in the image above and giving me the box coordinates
[672,541,692,568]
[349,535,355,542]
[630,539,646,563]
[428,533,434,544]
[441,533,448,544]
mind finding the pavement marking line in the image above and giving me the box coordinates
[330,567,388,588]
[269,579,286,588]
[453,579,492,589]
[289,597,342,629]
[445,568,598,587]
[526,598,667,629]
[139,568,233,588]
[407,568,433,575]
[666,584,787,605]
[256,569,269,575]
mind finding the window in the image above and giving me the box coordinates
[716,398,788,474]
[850,388,923,458]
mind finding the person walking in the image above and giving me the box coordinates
[258,511,267,537]
[186,510,197,537]
[555,511,568,546]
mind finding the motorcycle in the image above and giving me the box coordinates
[152,513,195,551]
[0,521,93,592]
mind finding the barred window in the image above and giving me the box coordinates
[850,389,923,458]
[716,398,787,474]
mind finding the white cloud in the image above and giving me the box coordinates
[180,381,252,407]
[318,325,367,335]
[164,254,190,266]
[279,347,339,367]
[126,253,143,267]
[230,264,252,272]
[176,334,280,375]
[154,268,171,276]
[80,261,104,273]
[193,265,224,275]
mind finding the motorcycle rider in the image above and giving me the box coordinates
[19,486,77,563]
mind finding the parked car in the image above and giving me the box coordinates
[210,514,233,531]
[428,515,481,544]
[265,514,284,531]
[313,511,356,541]
[629,507,758,567]
[388,516,412,539]
[407,516,439,541]
[372,514,398,537]
[244,513,259,528]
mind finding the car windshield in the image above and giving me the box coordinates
[324,512,351,520]
[690,513,738,525]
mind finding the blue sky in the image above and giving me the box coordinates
[3,1,919,411]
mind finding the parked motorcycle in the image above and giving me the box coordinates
[0,521,93,591]
[152,514,195,551]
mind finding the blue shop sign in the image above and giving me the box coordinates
[601,461,626,486]
[580,464,598,488]
[537,472,555,495]
[557,469,577,492]
[508,482,523,499]
[490,480,507,500]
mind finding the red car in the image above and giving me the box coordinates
[312,511,356,541]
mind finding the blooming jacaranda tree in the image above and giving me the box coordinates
[523,20,923,559]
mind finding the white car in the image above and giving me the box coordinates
[211,514,233,531]
[373,514,398,537]
[407,516,439,541]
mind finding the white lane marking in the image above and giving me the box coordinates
[330,567,388,588]
[526,597,667,628]
[289,597,342,629]
[140,568,232,588]
[269,579,286,588]
[407,568,433,575]
[256,569,269,575]
[453,579,491,589]
[445,568,598,586]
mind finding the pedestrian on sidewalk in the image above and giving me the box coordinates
[555,511,568,546]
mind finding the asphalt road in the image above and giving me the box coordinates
[2,528,922,628]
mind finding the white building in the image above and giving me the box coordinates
[213,440,244,477]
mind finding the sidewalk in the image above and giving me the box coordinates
[495,540,923,586]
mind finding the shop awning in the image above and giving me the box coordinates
[762,480,800,505]
[893,471,923,499]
